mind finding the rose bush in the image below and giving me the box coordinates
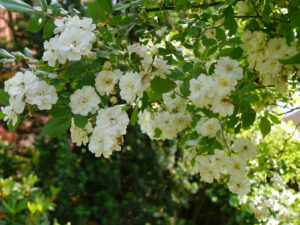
[0,0,299,224]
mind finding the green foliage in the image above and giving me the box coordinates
[0,174,56,224]
[41,117,71,137]
[150,77,176,93]
[0,0,34,13]
[74,114,88,129]
[37,0,48,12]
[279,52,300,65]
[27,13,47,33]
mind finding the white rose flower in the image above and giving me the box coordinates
[69,86,100,116]
[214,56,243,80]
[95,69,122,95]
[227,156,247,176]
[70,119,93,146]
[227,173,251,195]
[119,71,142,103]
[1,106,19,126]
[196,117,221,138]
[233,138,257,160]
[26,80,58,110]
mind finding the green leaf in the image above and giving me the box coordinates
[48,102,72,118]
[207,45,218,56]
[43,18,55,39]
[150,77,176,93]
[240,83,256,93]
[169,69,185,80]
[241,109,256,128]
[0,89,9,105]
[27,13,46,33]
[74,114,88,129]
[215,28,226,41]
[24,47,33,57]
[234,123,241,134]
[180,81,190,97]
[0,0,34,13]
[96,0,113,13]
[50,3,61,17]
[86,2,106,21]
[0,49,15,58]
[130,107,138,126]
[77,73,96,89]
[227,37,242,45]
[202,37,217,47]
[269,114,281,124]
[242,94,259,103]
[109,15,133,26]
[290,0,300,7]
[262,2,272,23]
[291,11,300,28]
[37,0,47,12]
[278,52,300,65]
[224,6,237,36]
[146,88,162,101]
[154,128,162,138]
[260,117,271,137]
[61,61,88,78]
[41,117,71,137]
[12,51,26,59]
[96,51,113,58]
[99,27,113,42]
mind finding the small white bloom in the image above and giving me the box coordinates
[227,173,251,195]
[26,80,58,110]
[214,56,243,80]
[95,69,122,95]
[69,86,100,116]
[196,118,221,138]
[119,72,142,103]
[227,156,247,176]
[70,119,93,146]
[233,138,257,160]
[1,106,19,126]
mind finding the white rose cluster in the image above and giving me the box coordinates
[248,188,300,223]
[138,86,191,140]
[70,119,93,146]
[70,105,130,158]
[189,56,243,117]
[186,137,257,196]
[1,71,58,126]
[127,43,171,78]
[43,15,96,66]
[89,105,129,158]
[241,30,298,92]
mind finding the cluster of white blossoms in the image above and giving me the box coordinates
[89,105,129,158]
[67,42,173,155]
[42,15,96,66]
[189,56,243,117]
[185,137,257,196]
[1,71,58,126]
[127,43,171,78]
[138,86,191,140]
[247,187,300,223]
[70,105,129,158]
[70,119,93,146]
[241,30,298,92]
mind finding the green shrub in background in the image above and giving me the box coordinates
[0,174,56,225]
[0,127,257,225]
